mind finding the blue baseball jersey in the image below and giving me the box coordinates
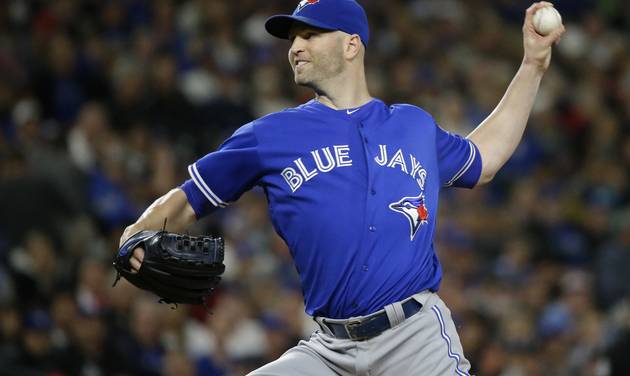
[181,98,481,319]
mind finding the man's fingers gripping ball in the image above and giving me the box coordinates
[526,3,565,43]
[532,4,562,36]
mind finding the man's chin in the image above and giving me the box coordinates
[294,76,311,87]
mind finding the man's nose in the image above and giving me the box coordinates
[290,36,306,55]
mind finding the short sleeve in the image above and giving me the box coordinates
[436,123,482,188]
[180,122,264,218]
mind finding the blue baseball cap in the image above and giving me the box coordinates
[265,0,370,47]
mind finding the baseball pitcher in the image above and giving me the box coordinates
[115,1,564,374]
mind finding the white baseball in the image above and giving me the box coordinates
[532,6,562,36]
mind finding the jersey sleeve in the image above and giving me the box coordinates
[435,122,482,188]
[180,122,264,218]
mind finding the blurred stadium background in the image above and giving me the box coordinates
[0,0,629,375]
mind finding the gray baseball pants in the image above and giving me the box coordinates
[248,291,471,376]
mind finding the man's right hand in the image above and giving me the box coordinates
[112,230,225,306]
[119,226,146,273]
[129,248,145,272]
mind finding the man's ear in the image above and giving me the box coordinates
[345,34,362,60]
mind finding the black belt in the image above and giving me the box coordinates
[319,299,423,341]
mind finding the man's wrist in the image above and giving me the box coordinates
[521,57,548,75]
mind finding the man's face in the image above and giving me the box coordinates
[287,24,346,90]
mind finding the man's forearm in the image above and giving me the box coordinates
[467,61,545,184]
[120,188,196,245]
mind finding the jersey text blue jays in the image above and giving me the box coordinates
[180,99,482,318]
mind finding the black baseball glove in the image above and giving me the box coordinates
[113,230,225,306]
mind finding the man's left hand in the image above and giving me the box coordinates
[522,2,565,71]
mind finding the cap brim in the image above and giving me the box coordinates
[265,15,338,40]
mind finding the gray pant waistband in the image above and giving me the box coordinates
[314,290,433,335]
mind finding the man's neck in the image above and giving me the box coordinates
[315,92,373,110]
[312,69,372,110]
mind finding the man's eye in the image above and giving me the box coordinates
[288,31,317,41]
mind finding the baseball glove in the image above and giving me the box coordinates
[112,230,225,306]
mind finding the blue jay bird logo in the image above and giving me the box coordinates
[296,0,320,12]
[389,194,429,240]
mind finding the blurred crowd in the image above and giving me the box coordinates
[0,0,629,375]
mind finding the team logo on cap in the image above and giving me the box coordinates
[296,0,319,12]
[389,193,429,240]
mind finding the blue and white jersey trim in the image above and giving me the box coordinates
[443,141,476,187]
[188,163,228,208]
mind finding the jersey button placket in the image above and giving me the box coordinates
[358,120,377,242]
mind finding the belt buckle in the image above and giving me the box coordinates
[344,318,367,341]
